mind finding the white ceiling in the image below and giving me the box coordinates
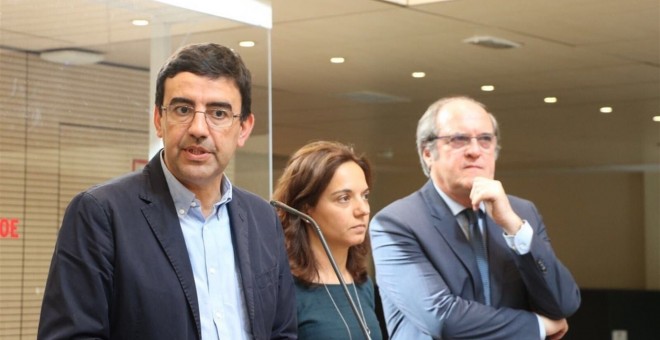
[1,0,658,177]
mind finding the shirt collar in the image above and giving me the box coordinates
[432,181,485,217]
[160,151,233,216]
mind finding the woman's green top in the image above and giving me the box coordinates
[294,277,383,340]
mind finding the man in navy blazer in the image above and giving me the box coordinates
[370,96,580,339]
[38,43,297,339]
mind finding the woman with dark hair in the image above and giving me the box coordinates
[273,141,383,340]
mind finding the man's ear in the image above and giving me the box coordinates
[422,147,433,167]
[237,113,255,147]
[153,106,163,138]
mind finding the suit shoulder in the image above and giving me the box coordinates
[507,194,535,209]
[231,186,278,219]
[81,171,145,201]
[232,186,270,207]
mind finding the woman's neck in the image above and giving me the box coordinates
[310,234,352,284]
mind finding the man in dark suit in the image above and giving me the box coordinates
[38,43,297,339]
[370,96,580,339]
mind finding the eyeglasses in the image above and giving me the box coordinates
[427,133,496,149]
[161,103,240,129]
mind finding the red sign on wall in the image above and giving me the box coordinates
[0,218,20,238]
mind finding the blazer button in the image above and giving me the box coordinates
[537,259,547,272]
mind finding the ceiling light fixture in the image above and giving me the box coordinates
[339,91,409,104]
[653,116,660,122]
[600,107,613,113]
[481,85,495,92]
[378,0,456,6]
[463,35,522,49]
[131,19,150,26]
[153,0,272,29]
[40,48,104,66]
[330,57,345,64]
[239,40,255,47]
[412,72,425,78]
[544,97,557,104]
[377,149,394,159]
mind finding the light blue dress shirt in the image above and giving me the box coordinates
[161,154,250,340]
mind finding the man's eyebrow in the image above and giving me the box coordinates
[167,97,194,105]
[167,98,233,111]
[206,101,233,110]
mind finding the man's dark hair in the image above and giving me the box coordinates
[155,43,252,120]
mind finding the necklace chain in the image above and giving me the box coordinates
[322,282,370,340]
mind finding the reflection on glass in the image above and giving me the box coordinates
[0,1,271,337]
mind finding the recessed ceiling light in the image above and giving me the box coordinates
[600,107,613,113]
[239,40,255,47]
[481,85,495,92]
[653,116,660,122]
[412,72,425,78]
[544,97,557,104]
[131,19,150,26]
[330,57,345,64]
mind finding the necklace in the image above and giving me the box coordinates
[322,282,370,340]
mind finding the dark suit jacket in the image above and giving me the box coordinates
[369,180,580,339]
[38,153,297,340]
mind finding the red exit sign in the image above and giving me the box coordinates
[0,218,20,239]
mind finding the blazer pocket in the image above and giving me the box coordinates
[255,265,278,289]
[253,265,279,337]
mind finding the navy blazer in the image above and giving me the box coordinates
[370,180,580,339]
[38,153,297,340]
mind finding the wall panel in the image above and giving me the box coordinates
[0,49,148,340]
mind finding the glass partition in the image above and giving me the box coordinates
[0,1,272,338]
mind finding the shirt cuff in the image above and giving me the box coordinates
[502,220,533,255]
[536,314,546,339]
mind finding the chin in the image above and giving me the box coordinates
[349,234,366,245]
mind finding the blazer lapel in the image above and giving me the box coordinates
[483,214,511,307]
[420,180,486,302]
[139,155,201,338]
[226,190,256,335]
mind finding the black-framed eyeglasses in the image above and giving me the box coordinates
[161,103,240,129]
[427,133,496,149]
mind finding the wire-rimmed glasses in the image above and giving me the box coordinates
[427,133,496,150]
[161,103,240,129]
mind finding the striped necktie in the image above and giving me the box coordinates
[464,209,491,305]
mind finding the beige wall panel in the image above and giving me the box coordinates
[501,171,644,289]
[0,49,149,339]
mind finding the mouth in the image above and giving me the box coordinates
[184,146,210,154]
[182,146,212,160]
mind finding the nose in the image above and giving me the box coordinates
[465,137,482,156]
[188,111,210,137]
[355,197,370,217]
